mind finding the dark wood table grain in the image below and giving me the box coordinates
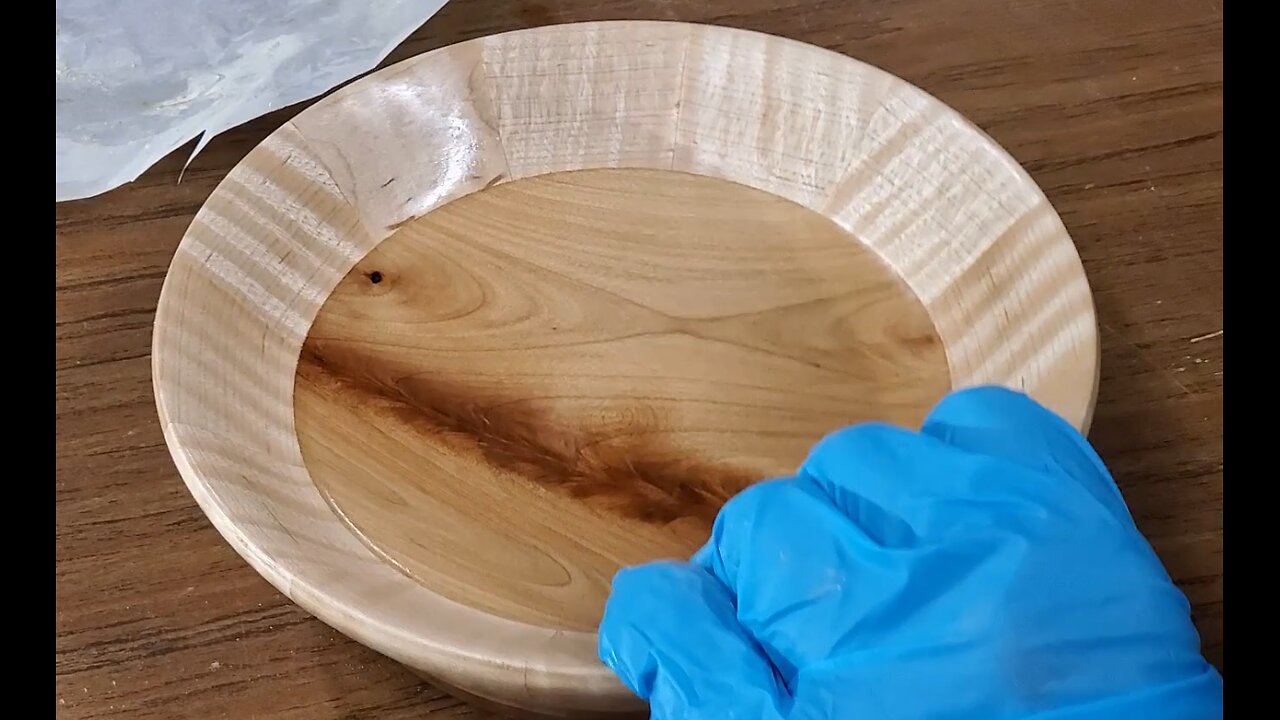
[55,1,1223,716]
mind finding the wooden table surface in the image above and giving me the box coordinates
[55,1,1223,717]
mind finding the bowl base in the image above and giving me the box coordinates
[294,167,951,633]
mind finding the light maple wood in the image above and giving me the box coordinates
[297,168,951,634]
[151,20,1099,717]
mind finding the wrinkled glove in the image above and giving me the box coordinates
[599,386,1222,719]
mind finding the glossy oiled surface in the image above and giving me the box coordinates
[142,19,1103,716]
[296,168,949,630]
[56,2,1221,719]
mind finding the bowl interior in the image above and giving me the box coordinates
[296,167,951,631]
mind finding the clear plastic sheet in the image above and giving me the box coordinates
[55,0,450,201]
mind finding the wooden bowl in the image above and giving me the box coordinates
[153,20,1098,718]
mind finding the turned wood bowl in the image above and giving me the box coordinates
[153,20,1098,718]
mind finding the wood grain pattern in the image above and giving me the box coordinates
[55,1,1222,718]
[148,20,1098,716]
[296,168,949,631]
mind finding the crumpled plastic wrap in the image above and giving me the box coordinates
[55,0,451,201]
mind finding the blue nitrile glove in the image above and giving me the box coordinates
[599,386,1222,720]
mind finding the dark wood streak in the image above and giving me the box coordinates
[55,0,1222,717]
[298,344,755,527]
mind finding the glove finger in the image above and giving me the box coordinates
[800,419,1049,535]
[598,560,787,720]
[920,385,1134,525]
[695,417,1123,686]
[692,474,916,681]
[691,470,1019,689]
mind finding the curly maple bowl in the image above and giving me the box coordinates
[153,20,1098,718]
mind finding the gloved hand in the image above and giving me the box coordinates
[599,386,1222,720]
